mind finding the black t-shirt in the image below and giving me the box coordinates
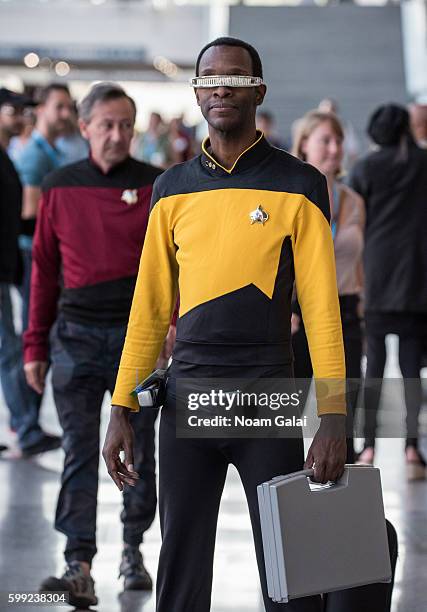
[0,146,22,282]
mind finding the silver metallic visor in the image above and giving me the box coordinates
[191,75,264,88]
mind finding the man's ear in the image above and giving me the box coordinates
[255,84,267,107]
[78,118,89,139]
[194,88,201,107]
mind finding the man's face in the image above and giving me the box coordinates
[0,104,24,137]
[195,45,266,134]
[39,90,73,137]
[79,97,135,168]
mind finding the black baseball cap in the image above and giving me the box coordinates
[0,87,35,108]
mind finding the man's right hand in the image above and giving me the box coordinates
[102,406,140,491]
[24,361,48,394]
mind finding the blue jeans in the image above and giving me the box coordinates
[0,283,44,449]
[51,316,157,564]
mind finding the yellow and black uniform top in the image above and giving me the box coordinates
[112,132,346,414]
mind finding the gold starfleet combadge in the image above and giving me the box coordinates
[250,205,269,225]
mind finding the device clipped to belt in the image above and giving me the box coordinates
[132,369,168,409]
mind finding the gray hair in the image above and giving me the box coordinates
[78,82,136,122]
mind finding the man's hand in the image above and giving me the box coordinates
[24,361,48,394]
[102,406,140,491]
[304,414,347,484]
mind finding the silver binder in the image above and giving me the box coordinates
[257,465,392,603]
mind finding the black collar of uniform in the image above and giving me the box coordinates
[88,154,132,176]
[200,131,271,176]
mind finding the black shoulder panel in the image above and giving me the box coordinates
[42,159,89,192]
[150,147,328,221]
[42,157,163,192]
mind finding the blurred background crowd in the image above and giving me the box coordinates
[3,85,426,170]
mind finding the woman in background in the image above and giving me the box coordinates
[292,108,398,612]
[349,104,427,480]
[291,110,365,463]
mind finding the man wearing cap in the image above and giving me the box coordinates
[24,82,171,608]
[103,38,346,611]
[0,88,61,457]
[0,87,29,149]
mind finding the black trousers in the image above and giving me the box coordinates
[157,363,322,612]
[292,300,398,612]
[51,316,157,564]
[323,520,398,612]
[364,331,423,448]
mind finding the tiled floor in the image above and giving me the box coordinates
[1,336,426,612]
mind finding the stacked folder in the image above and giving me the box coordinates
[257,465,392,603]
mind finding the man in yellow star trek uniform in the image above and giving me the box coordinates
[103,37,346,611]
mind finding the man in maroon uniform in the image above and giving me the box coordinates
[23,83,170,608]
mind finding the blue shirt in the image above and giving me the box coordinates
[55,133,89,166]
[15,130,63,187]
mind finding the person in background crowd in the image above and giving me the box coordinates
[291,110,365,463]
[256,109,284,148]
[132,111,169,167]
[408,103,427,148]
[291,109,399,612]
[0,88,60,458]
[0,87,26,149]
[8,107,36,164]
[1,89,26,451]
[167,116,192,164]
[349,104,427,480]
[15,83,73,329]
[0,145,21,455]
[173,112,195,142]
[23,82,172,608]
[55,101,89,164]
[317,98,359,170]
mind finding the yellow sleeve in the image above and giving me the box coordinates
[111,195,178,411]
[292,181,346,416]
